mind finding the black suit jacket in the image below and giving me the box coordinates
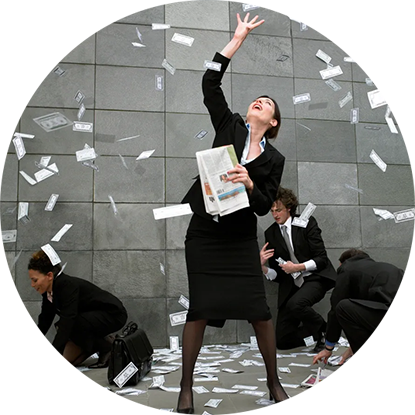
[37,273,126,354]
[326,254,404,343]
[265,215,336,307]
[182,52,285,229]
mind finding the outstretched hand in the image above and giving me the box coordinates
[234,12,265,42]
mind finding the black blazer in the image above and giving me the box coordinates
[326,254,404,343]
[37,273,126,354]
[265,215,336,307]
[182,52,285,230]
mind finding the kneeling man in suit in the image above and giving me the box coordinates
[261,187,336,351]
[313,248,404,364]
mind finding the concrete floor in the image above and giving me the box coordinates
[0,348,415,415]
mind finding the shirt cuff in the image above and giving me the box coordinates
[264,267,277,281]
[303,259,317,272]
[325,340,336,347]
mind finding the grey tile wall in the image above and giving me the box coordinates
[1,1,413,348]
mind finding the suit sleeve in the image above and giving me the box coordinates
[325,268,353,344]
[304,216,329,270]
[202,52,233,135]
[52,279,80,354]
[38,295,56,335]
[248,155,285,216]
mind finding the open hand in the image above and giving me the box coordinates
[234,12,265,42]
[260,243,274,266]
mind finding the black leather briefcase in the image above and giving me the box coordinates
[107,321,153,386]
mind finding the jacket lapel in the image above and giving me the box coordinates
[235,122,248,161]
[272,224,290,260]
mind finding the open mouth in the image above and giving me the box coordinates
[253,104,262,111]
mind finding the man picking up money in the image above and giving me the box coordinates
[313,249,403,365]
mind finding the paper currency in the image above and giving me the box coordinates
[73,121,93,133]
[2,230,17,243]
[389,402,414,412]
[316,49,332,64]
[242,3,260,11]
[169,336,179,351]
[350,108,359,124]
[193,386,210,394]
[325,78,342,91]
[45,193,59,212]
[74,90,85,105]
[76,147,97,162]
[152,23,171,30]
[72,27,85,37]
[33,112,71,132]
[153,204,193,220]
[117,154,128,170]
[38,156,51,168]
[169,310,188,326]
[369,149,387,172]
[14,132,35,139]
[76,398,92,411]
[53,66,66,76]
[77,103,86,121]
[276,257,302,278]
[117,134,140,142]
[222,368,243,374]
[357,379,375,395]
[19,171,37,185]
[162,59,176,75]
[276,54,290,62]
[373,208,394,220]
[172,33,194,47]
[293,93,311,105]
[256,398,274,406]
[288,0,302,14]
[82,160,99,172]
[232,385,258,390]
[149,375,165,389]
[289,362,310,367]
[115,388,146,396]
[344,184,363,194]
[204,399,222,408]
[17,10,39,19]
[339,91,353,108]
[18,202,30,224]
[34,163,59,182]
[155,75,164,91]
[240,390,267,397]
[132,42,146,48]
[136,27,143,42]
[56,262,67,277]
[366,78,374,86]
[324,401,343,411]
[195,130,208,140]
[26,386,49,396]
[0,89,10,105]
[300,14,309,32]
[212,387,238,394]
[278,367,291,373]
[303,335,315,347]
[341,402,369,414]
[204,60,222,72]
[319,65,343,80]
[300,202,316,221]
[195,376,218,382]
[327,355,343,366]
[41,244,61,265]
[108,195,118,216]
[393,208,415,223]
[343,55,363,63]
[51,224,73,242]
[178,294,189,309]
[12,135,26,160]
[114,362,139,388]
[136,149,155,160]
[281,383,300,388]
[385,115,398,134]
[367,82,411,109]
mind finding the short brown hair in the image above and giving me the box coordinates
[339,249,369,264]
[255,95,281,139]
[275,187,298,216]
[28,250,61,276]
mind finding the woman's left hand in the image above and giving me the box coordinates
[19,365,46,383]
[227,164,254,193]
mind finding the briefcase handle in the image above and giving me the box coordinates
[119,321,138,338]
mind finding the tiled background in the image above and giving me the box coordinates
[1,0,413,348]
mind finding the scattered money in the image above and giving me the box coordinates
[240,390,266,397]
[276,257,302,278]
[212,387,238,394]
[369,149,387,172]
[82,160,99,172]
[34,163,59,182]
[152,23,171,30]
[118,154,129,170]
[132,42,146,48]
[114,362,139,388]
[149,375,165,389]
[300,202,316,221]
[171,33,194,47]
[38,156,51,168]
[41,244,61,265]
[169,310,188,326]
[195,130,208,140]
[178,294,189,309]
[365,78,374,86]
[292,218,308,228]
[74,90,85,105]
[293,93,311,105]
[18,202,30,224]
[316,49,332,64]
[319,65,343,80]
[169,336,179,351]
[19,171,37,185]
[14,132,35,139]
[204,399,222,408]
[350,108,359,124]
[76,147,97,162]
[344,184,363,194]
[53,66,66,76]
[339,91,353,108]
[367,89,387,109]
[303,335,315,347]
[162,59,176,75]
[77,103,86,121]
[12,135,26,160]
[373,208,394,220]
[108,195,118,216]
[280,383,300,388]
[195,376,218,382]
[153,204,193,220]
[232,385,258,390]
[278,367,291,373]
[242,4,260,11]
[51,224,73,242]
[256,398,274,406]
[325,78,342,91]
[393,208,415,223]
[300,22,308,31]
[2,230,17,243]
[117,134,140,142]
[73,121,93,133]
[155,74,164,91]
[136,27,143,43]
[385,114,398,134]
[56,262,67,277]
[193,386,209,394]
[136,149,155,160]
[33,112,71,132]
[204,60,222,72]
[276,54,290,62]
[115,388,146,396]
[289,363,310,367]
[222,368,243,374]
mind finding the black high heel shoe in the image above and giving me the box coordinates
[267,383,289,403]
[268,386,294,415]
[176,390,194,414]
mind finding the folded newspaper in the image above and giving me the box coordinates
[196,145,249,216]
[301,367,343,390]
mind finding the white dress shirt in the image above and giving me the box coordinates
[264,216,317,280]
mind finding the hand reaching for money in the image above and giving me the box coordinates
[233,12,265,42]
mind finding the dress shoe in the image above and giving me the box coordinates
[353,365,402,389]
[88,334,115,369]
[176,390,194,414]
[268,386,294,415]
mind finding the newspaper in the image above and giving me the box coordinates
[196,145,249,216]
[301,367,343,390]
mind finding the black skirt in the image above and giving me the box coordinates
[185,212,272,327]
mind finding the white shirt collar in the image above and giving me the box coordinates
[279,215,292,233]
[241,124,266,165]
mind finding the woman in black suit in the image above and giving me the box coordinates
[29,250,127,368]
[178,13,288,413]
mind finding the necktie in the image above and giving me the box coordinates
[281,225,304,287]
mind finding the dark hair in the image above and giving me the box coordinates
[275,187,298,216]
[338,249,369,264]
[28,250,61,277]
[255,95,281,139]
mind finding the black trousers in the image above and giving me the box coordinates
[336,300,415,371]
[59,307,127,354]
[276,278,331,350]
